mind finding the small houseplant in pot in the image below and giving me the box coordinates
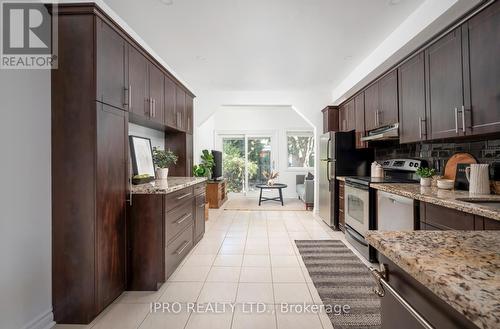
[152,147,178,180]
[416,167,436,187]
[193,149,215,179]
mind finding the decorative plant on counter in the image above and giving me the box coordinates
[416,167,436,187]
[152,147,178,180]
[193,149,215,179]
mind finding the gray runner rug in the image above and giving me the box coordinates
[295,240,381,329]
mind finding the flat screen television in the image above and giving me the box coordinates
[211,150,223,180]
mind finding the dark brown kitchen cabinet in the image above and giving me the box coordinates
[399,52,427,143]
[463,0,500,136]
[363,70,398,131]
[148,64,164,124]
[165,132,193,177]
[339,104,347,131]
[128,45,149,117]
[96,19,127,110]
[194,193,206,243]
[425,28,465,139]
[354,93,367,149]
[176,85,186,131]
[340,99,355,132]
[364,82,378,131]
[185,94,194,134]
[164,77,177,128]
[378,70,399,127]
[322,106,339,133]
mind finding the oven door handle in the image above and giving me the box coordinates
[346,225,368,247]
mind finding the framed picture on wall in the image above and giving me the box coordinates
[129,135,155,178]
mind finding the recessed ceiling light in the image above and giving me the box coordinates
[159,0,174,5]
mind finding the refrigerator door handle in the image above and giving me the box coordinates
[326,138,331,160]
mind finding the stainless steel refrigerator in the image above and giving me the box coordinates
[318,131,373,229]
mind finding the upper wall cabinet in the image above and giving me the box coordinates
[364,69,398,131]
[96,19,127,110]
[176,86,186,132]
[354,92,367,149]
[425,27,465,139]
[164,77,177,129]
[340,99,355,132]
[148,64,165,125]
[185,94,194,135]
[463,0,500,135]
[322,106,339,133]
[399,52,426,143]
[128,46,149,117]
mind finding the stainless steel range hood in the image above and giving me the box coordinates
[361,123,399,142]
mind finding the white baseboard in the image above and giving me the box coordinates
[21,308,55,329]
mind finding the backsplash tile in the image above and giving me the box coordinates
[373,139,500,176]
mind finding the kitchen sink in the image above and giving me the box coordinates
[456,199,500,210]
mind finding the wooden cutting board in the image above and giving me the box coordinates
[443,153,477,180]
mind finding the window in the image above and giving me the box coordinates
[287,131,314,168]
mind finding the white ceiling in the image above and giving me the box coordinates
[102,0,424,92]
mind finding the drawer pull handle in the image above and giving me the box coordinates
[176,193,192,200]
[174,241,190,255]
[175,213,190,225]
[370,263,434,329]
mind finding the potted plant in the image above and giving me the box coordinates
[416,167,436,187]
[152,147,178,180]
[193,149,215,179]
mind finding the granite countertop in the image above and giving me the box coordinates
[131,177,207,194]
[366,230,500,329]
[371,183,500,221]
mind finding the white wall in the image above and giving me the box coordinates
[203,106,314,198]
[0,70,54,329]
[129,123,165,150]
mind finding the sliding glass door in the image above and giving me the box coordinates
[219,133,274,195]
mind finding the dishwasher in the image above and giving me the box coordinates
[377,191,415,230]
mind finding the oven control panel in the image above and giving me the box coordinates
[381,159,427,172]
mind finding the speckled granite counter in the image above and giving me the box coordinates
[131,177,207,194]
[367,230,500,329]
[371,183,500,221]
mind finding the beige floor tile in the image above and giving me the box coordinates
[184,310,233,329]
[244,244,270,255]
[272,268,305,283]
[213,254,244,267]
[197,282,238,303]
[159,282,204,302]
[240,267,272,283]
[242,254,271,267]
[273,283,313,303]
[139,309,191,329]
[91,303,149,329]
[183,254,216,267]
[232,304,276,329]
[236,283,274,304]
[307,283,323,305]
[169,266,211,282]
[219,244,245,255]
[206,266,241,282]
[271,255,300,267]
[276,312,323,329]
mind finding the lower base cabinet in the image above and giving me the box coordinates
[127,182,206,290]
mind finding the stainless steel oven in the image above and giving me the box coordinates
[344,180,373,261]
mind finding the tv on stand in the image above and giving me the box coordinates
[211,150,223,180]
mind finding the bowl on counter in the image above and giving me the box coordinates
[437,179,455,190]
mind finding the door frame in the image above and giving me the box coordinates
[216,130,279,196]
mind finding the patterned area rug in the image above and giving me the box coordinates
[295,240,381,329]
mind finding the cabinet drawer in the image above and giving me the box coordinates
[166,224,193,278]
[166,200,193,242]
[194,183,206,196]
[423,203,474,230]
[165,187,194,212]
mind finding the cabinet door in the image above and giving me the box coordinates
[354,93,366,149]
[346,99,356,131]
[378,70,398,126]
[399,52,426,143]
[194,194,206,242]
[149,64,164,124]
[128,46,149,117]
[96,19,126,110]
[186,133,193,176]
[175,86,186,131]
[426,28,464,139]
[364,83,379,131]
[96,103,127,311]
[339,104,347,131]
[164,77,177,128]
[463,1,500,135]
[185,94,194,134]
